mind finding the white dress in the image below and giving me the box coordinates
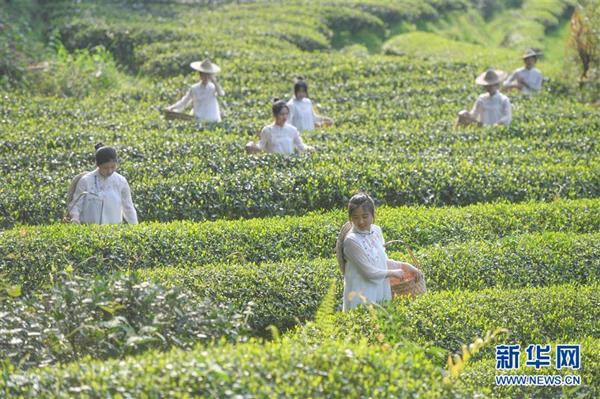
[467,92,512,126]
[504,67,543,94]
[287,97,316,131]
[257,123,308,154]
[342,224,395,311]
[69,169,138,225]
[169,81,224,122]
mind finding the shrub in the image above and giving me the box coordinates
[0,271,250,370]
[320,283,600,354]
[0,337,450,398]
[1,200,598,291]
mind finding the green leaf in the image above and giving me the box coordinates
[7,285,22,298]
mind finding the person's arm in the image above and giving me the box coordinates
[68,178,87,223]
[344,238,401,281]
[256,126,270,152]
[467,97,483,123]
[121,179,138,224]
[209,76,225,96]
[497,97,512,126]
[167,88,193,112]
[503,71,519,88]
[292,129,308,152]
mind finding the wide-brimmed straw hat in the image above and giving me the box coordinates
[190,59,221,74]
[522,48,539,59]
[475,68,506,86]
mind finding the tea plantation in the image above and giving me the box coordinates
[1,0,598,397]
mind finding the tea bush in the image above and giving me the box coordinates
[1,199,598,290]
[0,337,451,398]
[307,283,600,354]
[142,231,599,333]
[0,271,250,370]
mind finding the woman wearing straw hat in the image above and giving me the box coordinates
[335,193,421,311]
[503,49,543,94]
[166,59,225,122]
[457,68,512,127]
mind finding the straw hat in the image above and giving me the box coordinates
[475,68,506,86]
[522,48,539,59]
[190,59,221,74]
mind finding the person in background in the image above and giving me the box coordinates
[503,49,543,94]
[287,76,333,131]
[336,192,418,311]
[457,68,512,127]
[166,59,225,122]
[246,99,315,154]
[68,143,138,225]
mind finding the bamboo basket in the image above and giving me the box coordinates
[385,239,427,297]
[161,109,195,121]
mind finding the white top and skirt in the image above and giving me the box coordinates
[257,123,308,154]
[168,81,224,122]
[467,92,512,126]
[287,97,316,132]
[342,224,397,311]
[69,169,138,224]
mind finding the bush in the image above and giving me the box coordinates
[27,43,122,98]
[0,337,451,398]
[143,231,599,335]
[318,283,600,354]
[0,271,250,370]
[1,200,598,291]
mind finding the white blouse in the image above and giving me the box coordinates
[468,91,512,126]
[257,123,308,154]
[287,97,316,131]
[69,169,138,225]
[504,67,543,94]
[169,81,224,122]
[342,224,396,311]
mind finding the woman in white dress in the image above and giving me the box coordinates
[245,99,315,155]
[457,68,512,127]
[286,76,333,132]
[336,193,418,311]
[69,143,138,225]
[166,59,225,122]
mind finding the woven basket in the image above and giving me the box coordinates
[162,109,195,121]
[385,239,427,297]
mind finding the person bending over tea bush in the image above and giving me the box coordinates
[246,99,315,154]
[286,76,333,131]
[166,59,225,122]
[457,68,512,127]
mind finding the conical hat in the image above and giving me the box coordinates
[475,68,506,86]
[190,59,221,74]
[522,48,539,59]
